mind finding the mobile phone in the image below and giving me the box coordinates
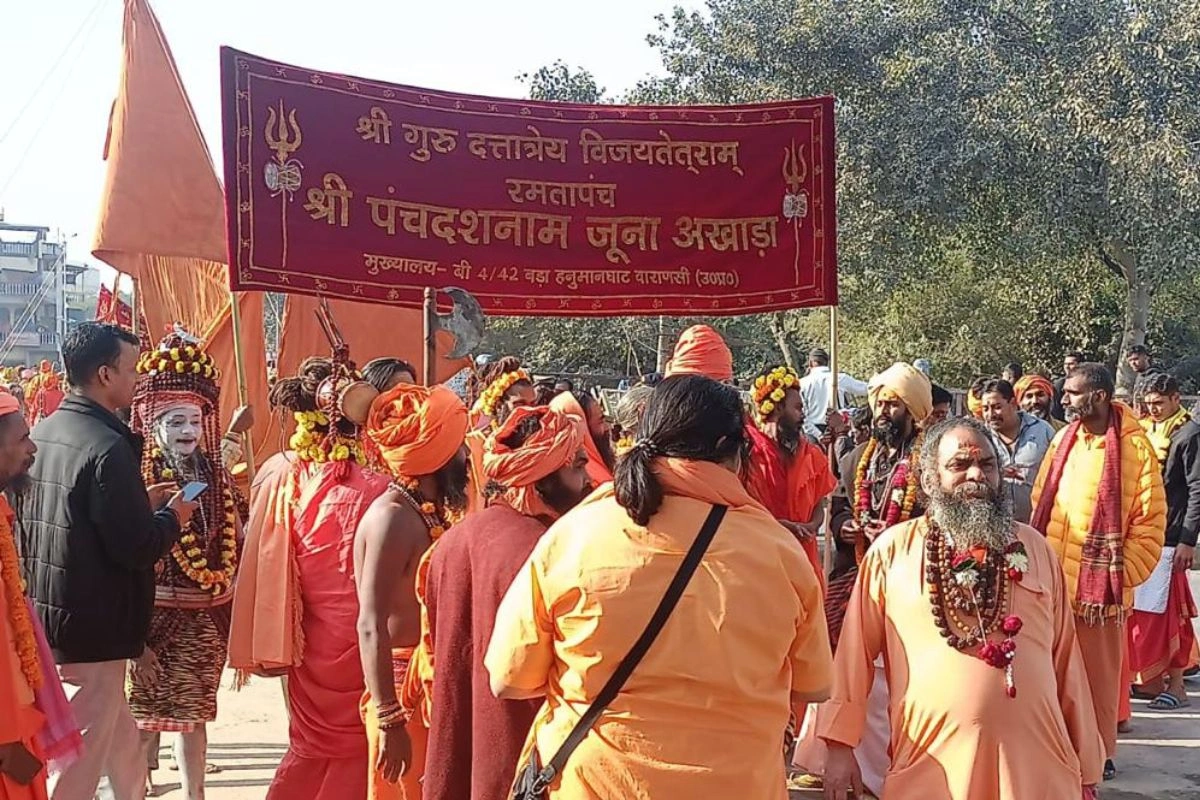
[181,481,208,502]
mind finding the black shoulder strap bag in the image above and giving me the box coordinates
[512,504,728,799]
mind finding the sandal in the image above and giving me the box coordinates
[1129,686,1160,701]
[1103,759,1116,781]
[1148,691,1191,711]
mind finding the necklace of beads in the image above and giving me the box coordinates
[925,520,1028,698]
[149,448,238,595]
[390,481,450,540]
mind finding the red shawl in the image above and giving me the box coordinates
[1030,407,1125,624]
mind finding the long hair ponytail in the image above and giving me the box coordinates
[614,375,745,526]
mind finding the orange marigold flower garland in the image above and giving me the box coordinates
[751,366,800,421]
[148,447,239,595]
[476,370,529,426]
[397,479,455,539]
[0,507,42,690]
[852,434,923,559]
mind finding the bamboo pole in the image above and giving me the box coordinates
[823,306,839,578]
[227,291,256,483]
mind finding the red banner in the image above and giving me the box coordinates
[221,48,837,316]
[95,285,134,327]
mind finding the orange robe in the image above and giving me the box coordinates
[1,568,48,800]
[229,452,313,676]
[485,459,832,798]
[266,462,389,800]
[819,519,1105,798]
[744,424,836,584]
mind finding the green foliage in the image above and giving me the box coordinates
[518,61,609,104]
[494,1,1200,392]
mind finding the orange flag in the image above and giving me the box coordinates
[90,0,271,459]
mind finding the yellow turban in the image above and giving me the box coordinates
[868,362,933,422]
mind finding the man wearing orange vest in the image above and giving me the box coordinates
[1031,362,1166,782]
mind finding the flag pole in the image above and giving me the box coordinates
[823,305,839,578]
[422,287,436,386]
[227,291,256,483]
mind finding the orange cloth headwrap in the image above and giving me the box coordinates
[366,384,468,478]
[1014,374,1055,404]
[484,406,581,518]
[0,393,19,416]
[664,324,734,383]
[548,392,613,485]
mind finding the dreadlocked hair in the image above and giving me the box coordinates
[269,357,332,413]
[268,357,355,436]
[466,356,524,408]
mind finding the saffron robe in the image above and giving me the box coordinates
[423,504,545,800]
[819,519,1105,798]
[266,462,389,800]
[1,573,48,800]
[744,424,837,582]
[486,459,832,799]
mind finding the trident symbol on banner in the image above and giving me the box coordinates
[781,139,809,284]
[264,100,304,267]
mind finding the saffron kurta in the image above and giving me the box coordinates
[485,459,832,799]
[423,504,545,800]
[267,462,389,800]
[819,519,1105,798]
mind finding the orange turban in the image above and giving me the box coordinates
[484,406,581,518]
[366,383,468,478]
[664,325,733,383]
[549,392,613,485]
[0,393,18,416]
[1014,374,1055,404]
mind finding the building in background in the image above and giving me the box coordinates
[0,219,89,367]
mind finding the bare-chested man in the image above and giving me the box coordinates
[356,383,469,800]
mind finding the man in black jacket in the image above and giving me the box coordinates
[1128,374,1199,711]
[18,322,196,800]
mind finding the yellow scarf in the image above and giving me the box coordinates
[1142,407,1192,463]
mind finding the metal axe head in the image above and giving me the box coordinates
[433,287,486,360]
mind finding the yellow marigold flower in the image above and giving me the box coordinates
[771,388,786,402]
[761,400,775,415]
[170,348,181,360]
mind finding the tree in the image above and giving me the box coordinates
[487,2,1200,393]
[638,0,1200,390]
[517,61,608,104]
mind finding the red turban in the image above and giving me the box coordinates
[1014,374,1055,404]
[484,406,581,518]
[664,325,733,383]
[366,384,468,479]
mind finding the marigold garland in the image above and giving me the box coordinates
[853,434,923,553]
[148,447,238,595]
[751,366,800,419]
[290,410,365,464]
[136,343,220,381]
[397,479,452,539]
[0,506,42,690]
[477,370,530,424]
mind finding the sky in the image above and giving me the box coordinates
[0,0,691,280]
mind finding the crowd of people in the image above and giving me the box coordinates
[0,319,1195,800]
